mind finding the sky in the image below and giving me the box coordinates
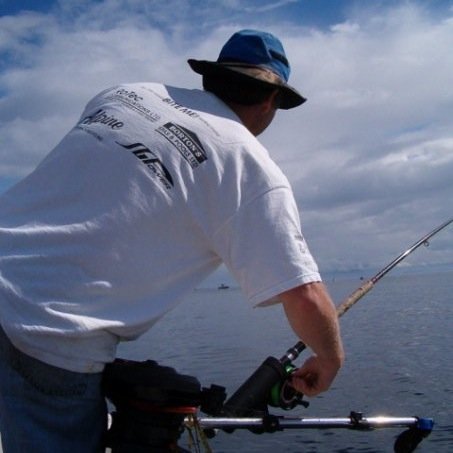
[0,0,452,280]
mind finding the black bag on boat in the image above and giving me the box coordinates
[102,358,201,452]
[102,358,225,452]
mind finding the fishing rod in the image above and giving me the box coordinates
[281,216,453,365]
[222,217,453,415]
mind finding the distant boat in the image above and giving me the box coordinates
[218,283,229,290]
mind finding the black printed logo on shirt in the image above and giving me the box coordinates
[79,109,124,129]
[156,122,207,169]
[117,142,174,189]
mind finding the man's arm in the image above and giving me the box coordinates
[280,281,344,396]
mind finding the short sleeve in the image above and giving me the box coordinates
[213,186,321,306]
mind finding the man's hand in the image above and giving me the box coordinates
[289,354,342,397]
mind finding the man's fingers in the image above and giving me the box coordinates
[290,371,319,396]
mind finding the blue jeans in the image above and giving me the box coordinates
[0,326,107,453]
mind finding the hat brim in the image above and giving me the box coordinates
[188,59,306,110]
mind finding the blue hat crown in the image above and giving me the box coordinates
[217,29,291,82]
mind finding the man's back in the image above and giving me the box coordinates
[0,83,309,372]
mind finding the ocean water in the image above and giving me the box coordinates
[117,271,453,452]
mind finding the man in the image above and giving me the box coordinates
[0,29,344,452]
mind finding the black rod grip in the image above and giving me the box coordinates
[222,357,286,416]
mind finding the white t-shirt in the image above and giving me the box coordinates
[0,83,320,372]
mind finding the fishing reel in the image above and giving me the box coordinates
[269,363,309,410]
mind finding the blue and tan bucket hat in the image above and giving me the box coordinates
[188,29,306,110]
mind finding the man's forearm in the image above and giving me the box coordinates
[280,282,344,365]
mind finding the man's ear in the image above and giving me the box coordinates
[263,89,280,112]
